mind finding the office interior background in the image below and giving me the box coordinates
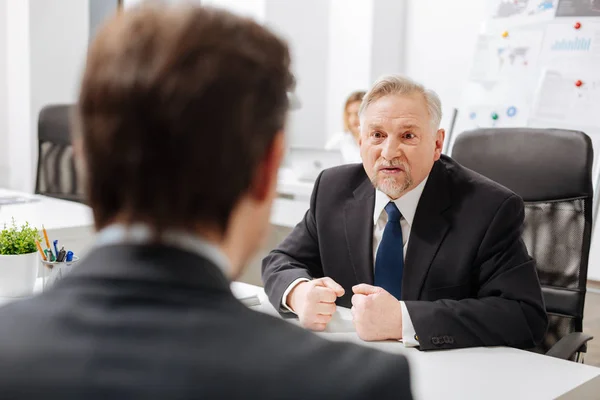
[1,0,600,373]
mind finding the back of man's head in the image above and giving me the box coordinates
[76,4,292,236]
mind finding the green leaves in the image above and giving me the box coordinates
[0,218,41,255]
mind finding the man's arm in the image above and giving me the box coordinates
[404,194,548,351]
[262,172,325,311]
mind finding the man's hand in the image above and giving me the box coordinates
[351,284,403,341]
[288,278,345,331]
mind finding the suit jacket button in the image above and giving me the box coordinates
[414,334,419,342]
[431,337,440,346]
[443,335,450,344]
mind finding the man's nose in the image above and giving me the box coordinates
[381,137,402,160]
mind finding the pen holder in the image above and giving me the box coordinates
[40,256,80,291]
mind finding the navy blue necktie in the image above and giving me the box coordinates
[374,202,404,300]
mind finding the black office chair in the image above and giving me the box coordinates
[35,104,85,203]
[451,128,594,362]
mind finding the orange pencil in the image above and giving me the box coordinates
[36,240,47,261]
[42,225,51,249]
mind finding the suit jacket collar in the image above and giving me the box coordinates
[343,157,453,296]
[345,176,376,284]
[402,157,453,299]
[67,244,232,294]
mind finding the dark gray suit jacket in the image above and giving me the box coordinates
[0,245,412,399]
[262,155,548,351]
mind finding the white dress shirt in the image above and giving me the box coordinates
[282,176,429,347]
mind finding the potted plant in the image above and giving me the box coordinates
[0,219,41,297]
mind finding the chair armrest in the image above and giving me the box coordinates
[546,332,594,360]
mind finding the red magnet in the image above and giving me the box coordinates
[575,22,582,30]
[575,80,583,87]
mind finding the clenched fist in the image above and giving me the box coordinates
[287,277,345,331]
[351,284,403,341]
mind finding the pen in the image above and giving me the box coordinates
[53,240,59,258]
[57,247,66,262]
[42,225,51,250]
[36,240,47,261]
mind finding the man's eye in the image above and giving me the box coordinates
[373,132,383,139]
[404,132,415,139]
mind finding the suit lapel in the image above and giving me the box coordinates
[402,160,453,300]
[344,177,376,285]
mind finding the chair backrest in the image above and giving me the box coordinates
[451,128,593,354]
[35,104,85,203]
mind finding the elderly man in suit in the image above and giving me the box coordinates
[262,74,548,350]
[0,5,413,399]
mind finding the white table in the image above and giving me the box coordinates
[0,189,95,260]
[236,282,600,400]
[277,167,314,201]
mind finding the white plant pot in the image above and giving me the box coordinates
[0,252,39,298]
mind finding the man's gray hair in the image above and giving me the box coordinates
[359,74,442,131]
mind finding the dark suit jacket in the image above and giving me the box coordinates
[262,155,548,351]
[0,245,412,399]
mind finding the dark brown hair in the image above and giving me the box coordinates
[76,4,293,234]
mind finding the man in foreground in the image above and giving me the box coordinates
[0,5,412,399]
[263,74,548,350]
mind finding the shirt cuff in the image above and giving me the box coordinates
[281,278,311,313]
[400,301,419,347]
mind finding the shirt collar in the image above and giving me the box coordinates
[94,223,230,276]
[373,175,429,227]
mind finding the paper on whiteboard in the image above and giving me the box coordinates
[470,29,545,83]
[556,0,600,17]
[453,102,531,145]
[530,70,600,128]
[488,0,558,25]
[539,21,600,70]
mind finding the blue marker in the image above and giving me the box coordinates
[66,251,74,262]
[53,240,59,258]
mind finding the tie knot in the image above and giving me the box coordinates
[384,202,401,222]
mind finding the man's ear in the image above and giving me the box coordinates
[250,131,285,202]
[433,128,445,161]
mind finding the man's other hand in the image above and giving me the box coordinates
[351,284,403,341]
[288,278,345,331]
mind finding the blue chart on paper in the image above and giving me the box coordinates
[551,37,592,51]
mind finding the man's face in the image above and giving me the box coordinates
[346,101,361,140]
[359,94,444,199]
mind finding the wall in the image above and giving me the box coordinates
[0,0,8,187]
[5,0,31,191]
[326,0,374,139]
[404,0,487,137]
[266,0,331,148]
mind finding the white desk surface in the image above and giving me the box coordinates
[277,167,314,199]
[237,282,600,400]
[0,189,93,231]
[0,187,307,232]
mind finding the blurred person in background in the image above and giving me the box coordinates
[325,90,365,164]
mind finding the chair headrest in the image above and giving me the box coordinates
[38,104,74,146]
[451,128,593,201]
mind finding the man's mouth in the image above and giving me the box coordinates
[379,166,403,174]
